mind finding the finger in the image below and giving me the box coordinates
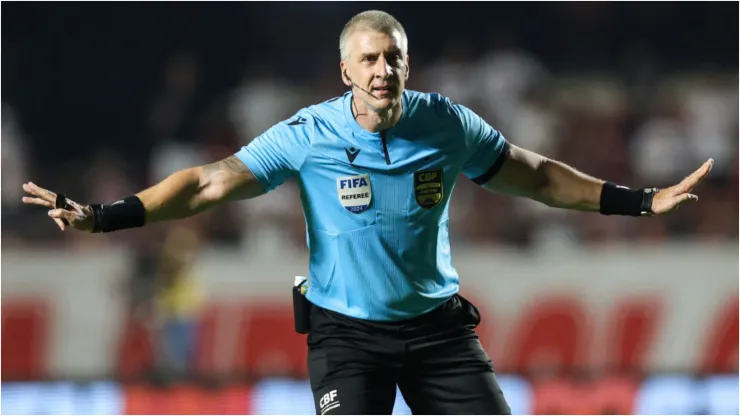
[21,183,38,197]
[46,209,68,231]
[674,193,699,207]
[653,191,699,214]
[23,182,56,202]
[22,196,55,208]
[678,159,714,193]
[48,209,75,225]
[53,218,67,231]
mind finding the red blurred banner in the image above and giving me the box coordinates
[2,246,737,380]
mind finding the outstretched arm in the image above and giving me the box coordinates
[24,110,313,233]
[449,97,712,216]
[138,155,264,222]
[22,155,265,232]
[484,144,713,216]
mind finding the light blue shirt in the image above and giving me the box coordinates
[235,90,510,321]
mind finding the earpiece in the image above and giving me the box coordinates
[343,69,378,99]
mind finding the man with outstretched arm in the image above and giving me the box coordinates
[23,10,712,415]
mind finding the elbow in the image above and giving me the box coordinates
[533,160,580,209]
[533,159,596,210]
[195,167,226,204]
[532,159,558,206]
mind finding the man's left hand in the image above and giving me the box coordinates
[650,158,714,215]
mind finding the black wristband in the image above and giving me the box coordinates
[599,182,657,216]
[55,194,72,226]
[55,194,72,210]
[91,196,147,233]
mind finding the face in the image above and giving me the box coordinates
[341,29,409,112]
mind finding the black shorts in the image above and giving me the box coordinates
[306,294,511,415]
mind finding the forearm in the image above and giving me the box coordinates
[135,155,264,224]
[135,167,216,223]
[486,146,606,212]
[88,156,261,232]
[533,158,605,211]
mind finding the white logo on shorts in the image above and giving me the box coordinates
[337,174,372,213]
[319,389,341,414]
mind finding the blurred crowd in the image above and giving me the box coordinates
[2,3,737,254]
[3,52,736,253]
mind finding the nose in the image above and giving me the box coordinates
[375,57,392,79]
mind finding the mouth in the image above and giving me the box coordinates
[372,86,395,97]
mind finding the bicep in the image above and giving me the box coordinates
[232,114,312,192]
[482,144,548,197]
[199,155,266,202]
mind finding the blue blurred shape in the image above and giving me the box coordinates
[701,375,739,415]
[635,375,698,414]
[634,375,740,415]
[392,385,412,415]
[497,374,533,415]
[251,378,316,415]
[74,381,124,415]
[0,381,123,415]
[1,382,44,415]
[37,382,76,414]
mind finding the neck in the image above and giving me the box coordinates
[351,94,403,133]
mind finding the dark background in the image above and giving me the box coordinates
[3,2,737,167]
[2,2,737,249]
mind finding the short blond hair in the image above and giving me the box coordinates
[339,10,408,60]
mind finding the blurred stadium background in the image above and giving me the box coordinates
[2,2,738,415]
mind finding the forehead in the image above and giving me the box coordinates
[347,29,405,57]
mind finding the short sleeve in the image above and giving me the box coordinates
[453,103,511,185]
[234,112,313,192]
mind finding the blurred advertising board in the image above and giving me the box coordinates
[1,375,738,415]
[1,244,737,379]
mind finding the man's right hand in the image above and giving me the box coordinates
[22,182,95,232]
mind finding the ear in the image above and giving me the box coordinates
[404,55,410,81]
[340,61,351,87]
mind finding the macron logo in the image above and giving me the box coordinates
[288,116,307,126]
[345,147,360,164]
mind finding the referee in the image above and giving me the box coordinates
[23,10,712,415]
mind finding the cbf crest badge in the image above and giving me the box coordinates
[414,168,444,209]
[337,174,372,213]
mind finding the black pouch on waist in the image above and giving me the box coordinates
[293,277,312,334]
